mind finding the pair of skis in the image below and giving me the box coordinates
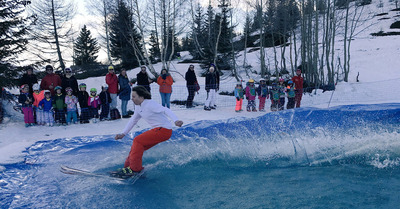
[60,165,145,184]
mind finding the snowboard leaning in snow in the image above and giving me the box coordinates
[60,165,145,182]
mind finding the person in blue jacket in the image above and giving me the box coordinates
[118,68,132,118]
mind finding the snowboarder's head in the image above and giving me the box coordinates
[131,86,151,105]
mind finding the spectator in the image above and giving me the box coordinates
[61,68,79,96]
[40,65,62,96]
[234,82,244,112]
[32,83,45,125]
[99,84,112,121]
[106,66,119,110]
[18,84,34,127]
[292,68,304,108]
[204,65,219,111]
[118,68,131,118]
[278,78,286,111]
[157,69,173,108]
[245,79,257,112]
[65,87,78,124]
[19,66,38,94]
[185,65,198,108]
[286,80,296,109]
[136,65,152,93]
[77,83,90,124]
[53,86,66,125]
[256,78,269,112]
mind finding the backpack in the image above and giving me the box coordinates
[110,108,121,120]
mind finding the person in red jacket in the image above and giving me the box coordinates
[157,68,173,108]
[40,65,62,96]
[292,68,304,108]
[105,66,119,110]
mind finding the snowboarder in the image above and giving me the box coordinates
[112,86,183,178]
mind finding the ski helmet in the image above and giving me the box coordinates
[65,87,73,93]
[54,86,62,91]
[79,83,87,88]
[288,80,293,84]
[279,78,284,82]
[249,79,255,83]
[108,66,114,70]
[102,83,109,89]
[44,90,51,94]
[33,83,40,91]
[90,88,97,93]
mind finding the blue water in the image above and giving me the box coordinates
[1,103,400,208]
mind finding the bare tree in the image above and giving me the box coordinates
[28,0,75,70]
[87,0,113,65]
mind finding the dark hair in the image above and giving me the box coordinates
[132,86,151,99]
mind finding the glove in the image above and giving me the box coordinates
[236,97,240,101]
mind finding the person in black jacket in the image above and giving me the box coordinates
[185,65,198,108]
[136,66,152,93]
[19,66,38,94]
[99,83,112,121]
[204,65,220,111]
[77,83,90,123]
[61,68,79,96]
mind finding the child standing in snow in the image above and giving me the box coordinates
[32,83,45,125]
[18,84,34,127]
[38,90,54,126]
[77,83,90,124]
[65,87,78,124]
[286,80,296,109]
[278,78,286,111]
[88,88,100,122]
[270,83,280,111]
[99,84,111,121]
[53,86,67,125]
[256,79,269,112]
[245,79,257,112]
[234,82,244,112]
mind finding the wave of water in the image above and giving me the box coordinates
[1,103,400,208]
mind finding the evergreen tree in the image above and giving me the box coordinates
[0,0,32,88]
[109,0,142,68]
[149,30,161,62]
[74,25,100,66]
[189,4,206,59]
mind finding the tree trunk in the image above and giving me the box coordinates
[51,0,65,70]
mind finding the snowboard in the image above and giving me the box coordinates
[60,165,145,184]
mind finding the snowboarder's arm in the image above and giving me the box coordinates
[119,112,141,137]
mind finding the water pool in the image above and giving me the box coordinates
[1,103,400,208]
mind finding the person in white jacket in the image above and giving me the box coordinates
[112,86,183,178]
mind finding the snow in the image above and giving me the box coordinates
[1,1,400,166]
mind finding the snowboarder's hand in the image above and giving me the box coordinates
[175,120,183,127]
[115,134,125,140]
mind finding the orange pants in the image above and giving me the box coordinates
[235,99,243,111]
[124,127,172,172]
